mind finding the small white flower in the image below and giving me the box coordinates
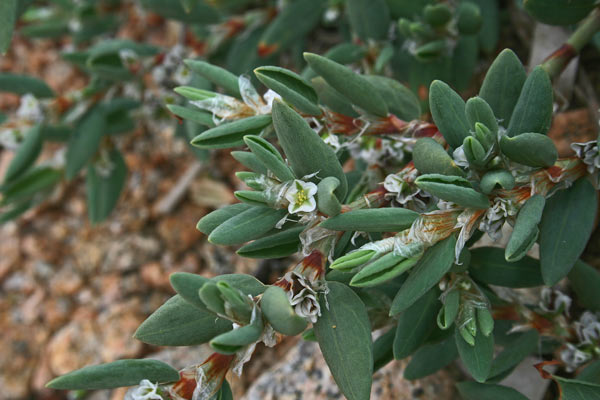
[560,343,591,372]
[173,64,192,86]
[384,173,432,212]
[284,180,317,214]
[287,272,322,323]
[478,197,518,241]
[575,311,600,344]
[539,288,572,316]
[119,49,139,68]
[452,145,469,168]
[17,94,44,122]
[124,380,164,400]
[323,133,341,151]
[571,141,600,174]
[262,89,282,112]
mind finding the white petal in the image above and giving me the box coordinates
[304,181,318,196]
[294,198,316,213]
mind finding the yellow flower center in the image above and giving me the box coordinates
[295,189,308,204]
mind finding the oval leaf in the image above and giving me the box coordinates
[390,236,456,315]
[134,295,232,346]
[540,178,598,285]
[208,206,287,246]
[314,281,373,400]
[320,208,419,232]
[46,359,180,390]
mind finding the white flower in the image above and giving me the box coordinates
[173,64,192,86]
[284,180,317,214]
[124,380,164,400]
[383,172,432,212]
[16,94,44,122]
[262,89,281,111]
[560,343,591,372]
[575,311,600,344]
[478,197,518,241]
[572,141,600,174]
[119,49,139,68]
[323,133,341,151]
[286,272,323,323]
[452,145,469,168]
[539,288,572,316]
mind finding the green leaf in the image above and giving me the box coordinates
[569,260,600,311]
[191,115,272,149]
[455,324,494,383]
[3,124,43,183]
[311,76,359,117]
[261,286,308,336]
[314,281,373,400]
[230,151,268,175]
[362,75,421,121]
[578,360,600,384]
[489,330,539,379]
[210,310,264,354]
[169,272,210,310]
[212,274,266,296]
[465,97,498,134]
[196,203,253,235]
[65,108,106,180]
[479,49,526,127]
[303,52,389,117]
[469,247,543,288]
[0,73,55,97]
[236,225,303,259]
[469,0,500,54]
[208,206,287,246]
[351,252,420,287]
[0,0,17,54]
[271,101,347,199]
[46,359,180,390]
[555,377,600,400]
[346,0,390,41]
[371,328,394,372]
[412,137,465,177]
[140,0,221,23]
[429,80,470,149]
[393,287,439,359]
[506,66,553,137]
[1,166,61,205]
[85,148,127,224]
[184,59,241,98]
[540,178,598,285]
[414,174,490,209]
[456,2,482,35]
[317,177,342,217]
[524,0,596,25]
[134,295,232,346]
[243,135,295,182]
[480,170,515,194]
[505,194,545,262]
[254,66,321,116]
[390,236,456,315]
[456,382,528,400]
[500,132,558,167]
[258,0,325,57]
[167,104,215,128]
[404,334,458,380]
[320,208,419,232]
